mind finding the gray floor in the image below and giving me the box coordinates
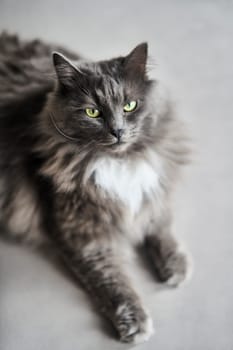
[0,1,233,349]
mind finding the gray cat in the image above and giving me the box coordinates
[0,32,191,344]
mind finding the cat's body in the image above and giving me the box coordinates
[0,32,191,343]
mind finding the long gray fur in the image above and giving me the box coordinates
[0,32,191,343]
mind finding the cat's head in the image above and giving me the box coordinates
[50,43,156,155]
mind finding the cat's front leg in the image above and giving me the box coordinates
[56,236,154,343]
[144,211,192,287]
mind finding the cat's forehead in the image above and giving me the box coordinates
[78,60,140,103]
[96,75,124,103]
[77,61,125,103]
[79,58,121,76]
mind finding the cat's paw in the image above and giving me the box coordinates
[156,248,193,287]
[114,303,154,344]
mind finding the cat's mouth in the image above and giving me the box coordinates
[108,140,130,153]
[109,138,126,146]
[113,139,125,145]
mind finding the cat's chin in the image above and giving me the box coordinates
[108,141,131,154]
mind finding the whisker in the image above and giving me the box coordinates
[49,113,80,142]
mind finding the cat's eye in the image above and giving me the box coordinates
[123,101,137,113]
[85,108,100,118]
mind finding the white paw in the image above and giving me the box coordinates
[131,315,155,344]
[116,303,155,344]
[165,250,193,287]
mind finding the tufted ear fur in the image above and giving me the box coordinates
[53,52,81,88]
[124,43,148,78]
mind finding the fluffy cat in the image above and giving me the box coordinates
[0,32,191,343]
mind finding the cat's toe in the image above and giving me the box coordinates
[157,249,193,287]
[130,315,154,344]
[115,303,154,344]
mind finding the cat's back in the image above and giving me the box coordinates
[0,32,80,117]
[0,33,81,159]
[0,32,54,99]
[0,32,82,243]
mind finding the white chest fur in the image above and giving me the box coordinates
[89,156,161,214]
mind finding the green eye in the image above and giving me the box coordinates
[85,108,100,118]
[123,101,137,112]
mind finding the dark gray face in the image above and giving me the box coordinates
[52,43,154,154]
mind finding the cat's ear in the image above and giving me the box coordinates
[124,43,148,77]
[53,52,78,88]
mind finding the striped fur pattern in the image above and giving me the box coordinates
[0,32,191,343]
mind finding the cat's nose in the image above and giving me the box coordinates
[110,128,124,143]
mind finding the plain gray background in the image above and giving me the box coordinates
[0,1,233,349]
